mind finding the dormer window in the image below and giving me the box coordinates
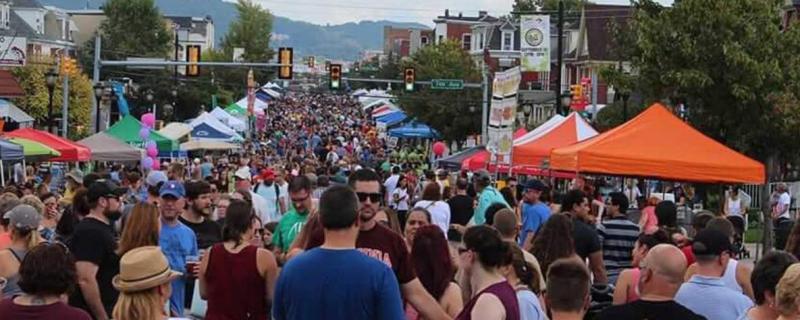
[502,31,513,51]
[0,2,9,30]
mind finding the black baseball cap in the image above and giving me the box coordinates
[692,228,733,257]
[522,179,547,191]
[88,180,128,202]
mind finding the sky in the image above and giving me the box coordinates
[251,0,674,26]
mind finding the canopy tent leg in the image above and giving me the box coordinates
[1,161,6,186]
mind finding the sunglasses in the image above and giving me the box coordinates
[356,192,382,203]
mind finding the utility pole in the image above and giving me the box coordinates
[555,0,565,115]
[481,66,489,145]
[62,75,69,137]
[92,35,101,133]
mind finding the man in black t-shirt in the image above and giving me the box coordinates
[562,189,607,284]
[69,180,127,320]
[598,244,705,320]
[447,178,473,226]
[178,180,221,309]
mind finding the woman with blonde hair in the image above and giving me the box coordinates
[118,203,160,256]
[0,205,42,297]
[776,263,800,320]
[112,246,182,320]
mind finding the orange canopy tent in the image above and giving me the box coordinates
[5,128,91,162]
[550,104,765,184]
[512,112,598,171]
[461,127,529,171]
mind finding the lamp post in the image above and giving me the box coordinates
[109,87,119,124]
[93,82,105,133]
[560,91,572,116]
[45,69,58,133]
[522,104,532,128]
[146,90,156,116]
[621,91,631,122]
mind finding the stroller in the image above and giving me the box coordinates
[727,215,750,259]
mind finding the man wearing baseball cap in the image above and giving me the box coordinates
[68,180,127,320]
[472,169,509,225]
[519,179,550,251]
[156,180,198,317]
[675,229,752,319]
[233,166,268,221]
[254,168,286,224]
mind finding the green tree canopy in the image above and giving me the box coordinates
[222,0,274,62]
[397,40,482,142]
[100,0,171,59]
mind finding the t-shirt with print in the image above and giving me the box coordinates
[306,219,416,284]
[67,217,120,317]
[0,298,91,320]
[273,208,309,252]
[159,221,198,317]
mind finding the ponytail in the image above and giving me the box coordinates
[509,246,541,294]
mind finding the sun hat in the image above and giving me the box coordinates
[65,169,84,184]
[112,246,182,292]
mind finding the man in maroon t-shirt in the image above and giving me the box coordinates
[299,169,448,320]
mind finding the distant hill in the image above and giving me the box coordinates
[41,0,429,60]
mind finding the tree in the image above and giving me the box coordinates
[540,0,586,12]
[397,41,482,142]
[12,64,93,139]
[100,0,171,59]
[513,0,537,12]
[221,0,274,63]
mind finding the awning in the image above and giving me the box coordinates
[180,140,241,151]
[375,111,407,126]
[388,121,440,139]
[210,107,247,132]
[106,115,178,152]
[79,132,144,162]
[158,122,192,141]
[5,128,90,162]
[0,138,23,160]
[0,71,23,98]
[511,112,598,170]
[550,104,766,184]
[8,138,61,158]
[438,146,485,170]
[0,99,34,123]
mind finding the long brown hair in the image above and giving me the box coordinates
[786,222,800,260]
[530,214,575,280]
[118,203,160,256]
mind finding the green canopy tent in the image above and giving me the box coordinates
[8,137,61,158]
[224,103,247,117]
[106,115,178,152]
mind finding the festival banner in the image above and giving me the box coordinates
[492,66,522,98]
[487,127,514,156]
[520,15,550,72]
[489,97,517,127]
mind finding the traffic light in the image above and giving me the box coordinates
[404,67,415,92]
[329,64,342,90]
[570,84,583,102]
[353,62,360,72]
[186,45,201,77]
[325,60,331,72]
[59,55,77,75]
[278,47,293,80]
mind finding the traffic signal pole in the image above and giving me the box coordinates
[62,75,69,137]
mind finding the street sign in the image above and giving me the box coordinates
[431,79,464,90]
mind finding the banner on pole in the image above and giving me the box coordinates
[492,66,522,98]
[520,15,550,72]
[487,127,514,156]
[489,97,516,127]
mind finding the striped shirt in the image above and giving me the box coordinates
[598,216,640,280]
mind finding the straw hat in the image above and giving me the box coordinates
[112,246,182,292]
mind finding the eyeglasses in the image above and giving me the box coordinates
[356,192,382,203]
[291,194,310,203]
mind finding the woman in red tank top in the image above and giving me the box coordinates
[455,225,520,320]
[199,200,278,320]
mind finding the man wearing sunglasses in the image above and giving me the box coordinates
[300,169,450,320]
[273,176,314,265]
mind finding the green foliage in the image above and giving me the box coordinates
[222,0,274,62]
[101,0,171,59]
[397,41,482,142]
[603,0,800,161]
[594,100,647,131]
[513,0,537,12]
[11,65,93,139]
[540,0,586,12]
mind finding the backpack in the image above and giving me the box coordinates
[254,182,282,212]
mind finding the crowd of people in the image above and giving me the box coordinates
[0,92,800,320]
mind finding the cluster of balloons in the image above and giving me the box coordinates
[140,113,160,170]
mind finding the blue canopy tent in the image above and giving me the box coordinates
[255,90,273,102]
[0,139,23,186]
[375,111,407,127]
[191,123,240,141]
[388,121,440,139]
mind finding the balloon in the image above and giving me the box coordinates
[146,145,158,157]
[139,127,150,140]
[142,157,153,169]
[151,159,161,170]
[141,113,156,128]
[145,140,157,150]
[432,141,446,156]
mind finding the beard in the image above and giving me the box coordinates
[192,202,211,217]
[104,207,122,221]
[359,206,376,222]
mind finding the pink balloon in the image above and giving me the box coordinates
[152,159,161,170]
[432,141,446,156]
[141,113,156,128]
[146,145,158,157]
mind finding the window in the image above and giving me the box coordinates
[0,3,8,30]
[478,32,485,50]
[421,36,429,46]
[438,35,444,43]
[502,32,512,51]
[462,34,472,50]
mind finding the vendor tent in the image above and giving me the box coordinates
[375,111,407,127]
[180,140,241,151]
[371,104,398,118]
[158,123,192,141]
[550,104,765,184]
[225,104,247,117]
[79,132,144,162]
[106,115,178,152]
[210,107,247,132]
[8,138,60,158]
[189,112,244,142]
[388,121,440,139]
[438,146,485,170]
[0,139,23,161]
[235,97,268,110]
[511,112,598,169]
[460,126,538,171]
[5,128,90,162]
[0,99,34,128]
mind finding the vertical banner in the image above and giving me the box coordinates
[520,15,550,72]
[488,66,521,162]
[487,127,514,156]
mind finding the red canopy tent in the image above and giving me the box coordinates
[5,128,91,162]
[550,104,765,184]
[461,127,529,171]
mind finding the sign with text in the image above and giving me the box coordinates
[487,127,514,156]
[431,79,464,90]
[520,15,550,72]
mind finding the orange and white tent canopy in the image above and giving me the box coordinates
[511,112,598,170]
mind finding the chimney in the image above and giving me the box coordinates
[445,9,449,17]
[479,10,488,17]
[458,12,462,18]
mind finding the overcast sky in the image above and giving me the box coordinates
[250,0,674,26]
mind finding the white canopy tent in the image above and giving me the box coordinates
[189,112,244,142]
[210,107,247,132]
[158,122,192,141]
[234,97,268,111]
[180,140,241,151]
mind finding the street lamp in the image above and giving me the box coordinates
[45,69,58,133]
[93,82,105,133]
[620,91,631,122]
[145,89,155,115]
[560,91,572,115]
[522,104,532,128]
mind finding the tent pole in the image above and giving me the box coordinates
[1,161,6,186]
